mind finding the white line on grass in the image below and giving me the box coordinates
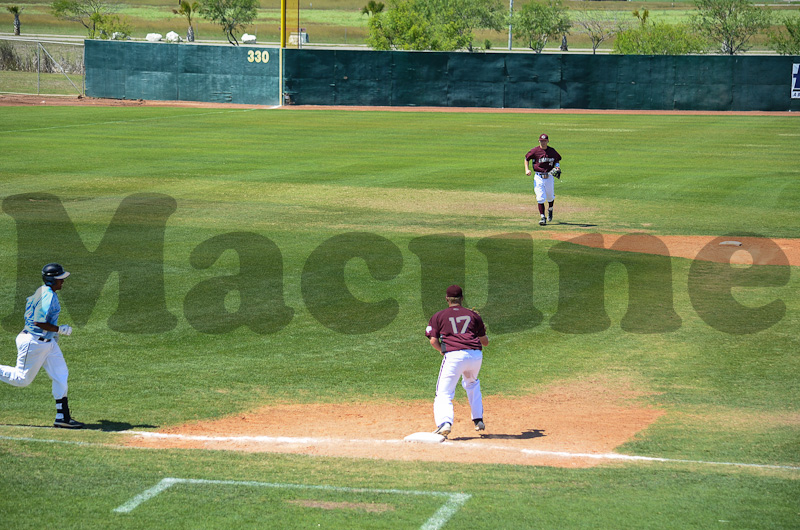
[0,434,117,448]
[516,449,800,471]
[123,430,406,446]
[113,477,178,513]
[113,477,470,530]
[2,431,799,472]
[122,431,800,471]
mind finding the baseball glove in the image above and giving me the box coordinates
[548,167,561,179]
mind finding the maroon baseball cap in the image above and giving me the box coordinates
[539,134,549,140]
[446,284,463,297]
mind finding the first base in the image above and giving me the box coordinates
[404,432,445,444]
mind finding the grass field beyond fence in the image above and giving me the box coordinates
[0,106,798,529]
[1,0,795,49]
[0,39,85,95]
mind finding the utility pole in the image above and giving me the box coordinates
[507,0,513,50]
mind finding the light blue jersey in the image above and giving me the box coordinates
[23,285,60,340]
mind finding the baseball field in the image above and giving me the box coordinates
[0,102,798,528]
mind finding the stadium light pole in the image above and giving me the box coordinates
[507,0,513,50]
[280,0,286,106]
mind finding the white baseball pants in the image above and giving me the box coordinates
[0,332,69,399]
[534,173,555,204]
[434,349,483,427]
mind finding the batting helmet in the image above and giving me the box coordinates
[42,263,70,286]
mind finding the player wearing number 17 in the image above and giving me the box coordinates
[425,285,488,438]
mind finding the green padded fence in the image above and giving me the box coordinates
[85,40,280,105]
[283,49,800,112]
[84,41,800,111]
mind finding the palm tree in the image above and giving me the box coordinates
[361,0,384,16]
[173,0,199,42]
[6,5,23,35]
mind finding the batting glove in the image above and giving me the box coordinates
[58,325,73,336]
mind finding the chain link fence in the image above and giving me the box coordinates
[0,38,85,95]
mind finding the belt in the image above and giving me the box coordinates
[536,172,550,179]
[22,330,51,342]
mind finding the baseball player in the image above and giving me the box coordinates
[425,284,488,438]
[0,263,84,428]
[524,133,562,226]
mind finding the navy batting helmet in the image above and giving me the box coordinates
[42,263,70,286]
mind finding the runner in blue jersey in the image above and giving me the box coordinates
[1,263,84,428]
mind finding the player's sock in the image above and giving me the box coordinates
[55,397,69,422]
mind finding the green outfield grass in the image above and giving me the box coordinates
[0,107,798,528]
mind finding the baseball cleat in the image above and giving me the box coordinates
[434,422,452,437]
[548,209,553,222]
[539,215,546,226]
[473,419,485,432]
[54,418,84,429]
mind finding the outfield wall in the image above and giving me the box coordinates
[84,41,800,111]
[85,40,280,105]
[284,49,800,111]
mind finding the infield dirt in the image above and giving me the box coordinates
[125,376,665,468]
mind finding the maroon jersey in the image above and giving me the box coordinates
[525,146,561,174]
[426,305,486,352]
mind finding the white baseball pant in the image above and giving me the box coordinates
[434,349,483,427]
[0,332,69,399]
[534,173,555,204]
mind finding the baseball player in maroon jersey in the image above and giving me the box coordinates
[524,133,562,226]
[425,284,488,438]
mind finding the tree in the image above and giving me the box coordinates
[513,0,570,53]
[433,0,505,51]
[367,0,448,50]
[92,12,132,39]
[51,0,116,38]
[361,0,384,16]
[614,10,706,55]
[691,0,771,55]
[769,13,800,55]
[174,0,200,42]
[367,0,504,52]
[572,7,621,55]
[6,5,23,35]
[199,0,259,46]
